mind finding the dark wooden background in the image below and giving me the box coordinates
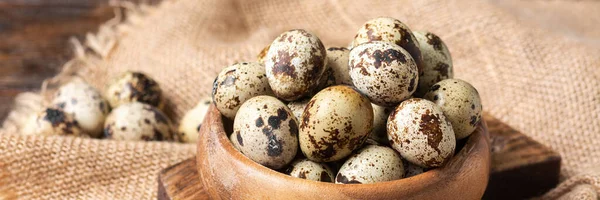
[0,0,159,122]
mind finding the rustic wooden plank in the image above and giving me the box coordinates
[0,0,119,122]
[158,157,209,200]
[159,116,561,199]
[483,113,561,200]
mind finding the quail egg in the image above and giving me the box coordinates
[387,98,456,168]
[326,47,352,85]
[349,41,418,106]
[103,102,173,141]
[351,17,423,74]
[402,159,426,178]
[232,96,299,169]
[335,145,404,184]
[265,29,327,101]
[369,104,393,145]
[178,97,212,143]
[105,71,164,110]
[257,44,271,65]
[413,31,453,97]
[212,62,273,119]
[287,98,310,121]
[22,108,85,137]
[299,85,373,162]
[285,158,335,182]
[423,79,482,139]
[52,79,110,138]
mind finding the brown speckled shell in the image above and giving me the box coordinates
[178,98,212,143]
[105,71,164,110]
[52,80,110,138]
[370,104,393,145]
[299,85,373,162]
[257,44,271,65]
[231,96,299,170]
[287,98,310,122]
[23,108,85,137]
[326,47,353,86]
[335,145,404,184]
[265,29,327,101]
[423,79,482,140]
[103,102,173,141]
[402,158,426,178]
[285,158,335,182]
[351,17,423,75]
[387,98,456,168]
[413,31,453,97]
[349,41,418,107]
[212,62,273,119]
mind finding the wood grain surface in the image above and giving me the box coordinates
[0,0,160,123]
[158,114,560,200]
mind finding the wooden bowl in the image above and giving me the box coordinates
[197,105,490,199]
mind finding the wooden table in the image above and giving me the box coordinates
[0,0,158,122]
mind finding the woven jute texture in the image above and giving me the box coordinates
[1,0,599,199]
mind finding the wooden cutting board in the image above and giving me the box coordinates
[157,113,561,200]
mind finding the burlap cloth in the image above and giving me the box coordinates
[0,0,599,199]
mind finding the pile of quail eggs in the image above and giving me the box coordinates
[214,17,483,184]
[23,72,210,144]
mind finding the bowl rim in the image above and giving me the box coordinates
[198,104,490,189]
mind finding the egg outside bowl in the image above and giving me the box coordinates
[197,105,490,200]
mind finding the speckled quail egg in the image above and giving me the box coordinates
[285,158,335,182]
[326,47,352,85]
[212,62,273,120]
[351,17,423,74]
[257,44,271,65]
[349,41,418,106]
[387,98,456,168]
[287,98,310,121]
[413,31,453,97]
[265,29,327,101]
[178,97,212,143]
[335,145,404,184]
[423,79,482,139]
[22,108,85,137]
[103,102,173,141]
[369,104,393,145]
[52,79,109,138]
[105,71,164,110]
[402,159,426,178]
[299,85,373,162]
[232,95,299,169]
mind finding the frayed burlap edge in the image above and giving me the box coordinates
[0,0,596,199]
[0,1,169,198]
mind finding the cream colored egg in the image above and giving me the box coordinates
[335,145,404,184]
[352,17,423,74]
[265,29,327,101]
[105,71,164,110]
[413,31,453,97]
[369,104,393,145]
[423,79,482,139]
[287,98,310,122]
[349,41,418,106]
[178,98,212,143]
[299,85,373,162]
[22,108,85,137]
[402,159,426,178]
[212,62,273,119]
[387,98,456,168]
[326,47,352,85]
[286,158,335,182]
[52,80,109,138]
[104,102,173,141]
[232,96,299,169]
